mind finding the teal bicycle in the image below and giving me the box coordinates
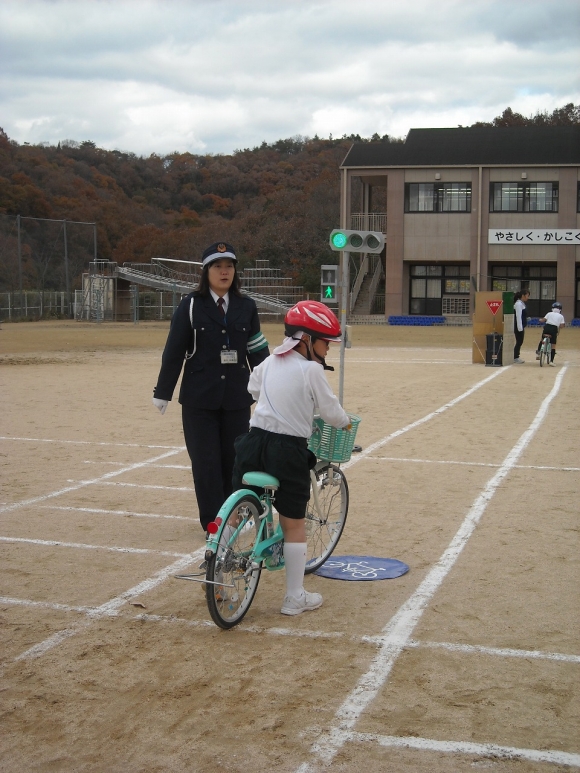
[201,414,360,629]
[538,332,552,367]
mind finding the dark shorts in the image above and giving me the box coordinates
[232,427,316,520]
[542,324,559,345]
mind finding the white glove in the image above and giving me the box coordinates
[152,397,168,415]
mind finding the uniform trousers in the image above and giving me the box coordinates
[514,328,525,359]
[182,405,251,530]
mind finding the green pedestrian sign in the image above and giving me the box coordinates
[321,265,338,304]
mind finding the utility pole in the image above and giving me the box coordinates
[63,219,70,317]
[17,214,22,317]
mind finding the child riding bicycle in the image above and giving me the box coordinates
[535,302,565,366]
[232,300,350,616]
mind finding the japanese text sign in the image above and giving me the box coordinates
[488,229,580,244]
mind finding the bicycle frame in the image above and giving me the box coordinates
[204,467,328,575]
[204,485,284,576]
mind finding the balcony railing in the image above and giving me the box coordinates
[350,213,386,232]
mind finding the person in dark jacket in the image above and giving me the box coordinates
[152,242,269,531]
[513,289,530,364]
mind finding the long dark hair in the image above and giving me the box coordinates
[196,264,242,297]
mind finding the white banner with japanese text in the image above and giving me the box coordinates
[488,229,580,244]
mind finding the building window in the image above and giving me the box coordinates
[410,264,470,315]
[405,183,471,213]
[490,265,556,317]
[490,182,559,212]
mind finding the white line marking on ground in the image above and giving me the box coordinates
[134,615,580,661]
[136,613,349,638]
[82,461,191,470]
[0,436,183,450]
[0,448,184,514]
[82,457,580,473]
[6,593,578,666]
[0,535,190,558]
[352,733,580,767]
[329,359,473,365]
[96,481,194,491]
[368,456,580,472]
[39,505,195,521]
[342,368,506,471]
[13,549,204,661]
[0,596,95,614]
[404,639,580,664]
[299,366,568,771]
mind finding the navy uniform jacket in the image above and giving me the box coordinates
[153,291,269,410]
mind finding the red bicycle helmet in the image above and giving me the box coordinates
[284,300,342,341]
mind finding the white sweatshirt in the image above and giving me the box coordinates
[248,350,350,438]
[542,310,565,327]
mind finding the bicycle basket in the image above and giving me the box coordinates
[307,413,361,463]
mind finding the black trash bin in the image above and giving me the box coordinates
[485,333,503,366]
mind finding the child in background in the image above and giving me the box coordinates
[536,302,565,366]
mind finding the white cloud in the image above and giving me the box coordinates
[0,0,578,155]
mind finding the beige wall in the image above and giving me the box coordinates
[344,162,579,318]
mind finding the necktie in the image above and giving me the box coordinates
[217,297,226,319]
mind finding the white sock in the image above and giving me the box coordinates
[284,542,307,598]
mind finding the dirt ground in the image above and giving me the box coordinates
[1,320,579,773]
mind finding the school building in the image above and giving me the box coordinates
[340,126,580,322]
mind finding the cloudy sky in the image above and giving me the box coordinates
[1,0,579,157]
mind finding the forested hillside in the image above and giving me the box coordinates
[1,103,578,294]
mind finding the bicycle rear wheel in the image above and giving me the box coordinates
[540,342,548,367]
[305,462,349,574]
[206,493,263,629]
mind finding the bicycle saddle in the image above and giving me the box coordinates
[242,471,280,490]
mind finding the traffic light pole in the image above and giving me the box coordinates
[338,249,349,406]
[328,228,384,407]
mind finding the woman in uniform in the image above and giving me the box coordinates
[152,242,269,531]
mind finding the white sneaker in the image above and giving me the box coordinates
[281,590,323,616]
[513,358,525,364]
[549,362,555,367]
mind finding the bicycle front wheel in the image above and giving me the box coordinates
[305,462,349,574]
[206,493,263,629]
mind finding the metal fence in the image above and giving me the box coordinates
[74,284,182,323]
[0,291,73,320]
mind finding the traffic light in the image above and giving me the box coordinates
[320,265,338,304]
[329,229,385,253]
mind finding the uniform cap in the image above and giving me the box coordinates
[202,242,237,267]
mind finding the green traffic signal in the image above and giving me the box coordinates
[324,285,334,299]
[329,229,384,253]
[331,232,348,249]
